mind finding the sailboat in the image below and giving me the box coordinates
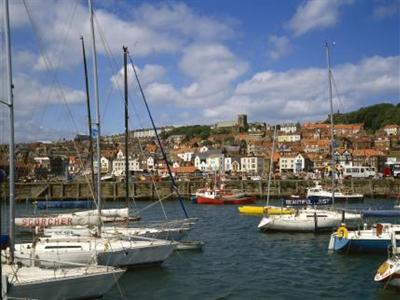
[258,43,362,232]
[11,0,175,268]
[1,1,125,298]
[34,39,193,243]
[238,126,294,215]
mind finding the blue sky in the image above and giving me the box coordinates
[0,0,399,142]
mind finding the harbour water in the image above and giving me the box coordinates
[106,198,399,300]
[3,198,400,299]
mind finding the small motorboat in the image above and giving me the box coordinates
[195,188,255,205]
[307,182,363,202]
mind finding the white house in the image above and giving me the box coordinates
[94,156,110,174]
[279,157,293,173]
[384,124,399,136]
[279,154,307,173]
[240,156,264,175]
[33,157,50,168]
[112,150,142,176]
[206,154,224,172]
[177,151,194,162]
[194,155,207,171]
[280,123,298,134]
[277,134,301,143]
[293,154,305,174]
[224,157,241,173]
[147,156,155,171]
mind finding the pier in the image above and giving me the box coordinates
[0,178,399,202]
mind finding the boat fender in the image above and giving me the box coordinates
[336,226,348,239]
[104,240,110,251]
[376,223,383,237]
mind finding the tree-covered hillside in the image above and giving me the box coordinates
[331,103,400,131]
[160,125,212,140]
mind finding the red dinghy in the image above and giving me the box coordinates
[195,189,256,205]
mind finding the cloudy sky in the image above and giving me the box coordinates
[0,0,399,142]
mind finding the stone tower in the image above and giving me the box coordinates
[237,114,248,132]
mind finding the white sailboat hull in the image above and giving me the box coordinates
[258,208,361,232]
[44,225,190,241]
[14,237,175,268]
[3,264,125,300]
[97,241,174,267]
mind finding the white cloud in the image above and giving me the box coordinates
[0,0,30,28]
[286,0,354,36]
[266,35,292,61]
[207,55,399,122]
[4,1,236,72]
[110,42,248,108]
[110,64,166,90]
[0,73,86,142]
[133,2,235,41]
[373,1,400,19]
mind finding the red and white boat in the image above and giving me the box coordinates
[195,187,256,205]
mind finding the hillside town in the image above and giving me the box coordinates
[1,114,399,182]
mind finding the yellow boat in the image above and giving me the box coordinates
[238,205,295,216]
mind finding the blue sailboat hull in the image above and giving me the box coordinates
[35,200,93,210]
[333,237,399,253]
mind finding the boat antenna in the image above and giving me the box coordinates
[128,54,189,218]
[325,42,335,207]
[266,125,277,206]
[88,0,102,234]
[123,46,130,208]
[2,0,16,263]
[80,36,95,195]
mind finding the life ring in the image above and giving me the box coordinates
[336,226,348,239]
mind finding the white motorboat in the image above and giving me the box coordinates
[328,223,400,253]
[258,207,361,232]
[13,235,175,268]
[374,234,400,288]
[374,255,400,288]
[306,182,363,201]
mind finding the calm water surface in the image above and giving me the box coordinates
[106,199,399,300]
[3,198,400,299]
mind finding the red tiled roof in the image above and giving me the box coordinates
[352,149,384,157]
[172,166,199,173]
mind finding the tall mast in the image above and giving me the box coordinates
[88,0,102,234]
[266,126,277,206]
[3,0,15,263]
[325,42,335,206]
[80,36,95,194]
[123,46,129,206]
[128,55,189,218]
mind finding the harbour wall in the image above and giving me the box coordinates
[0,178,399,202]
